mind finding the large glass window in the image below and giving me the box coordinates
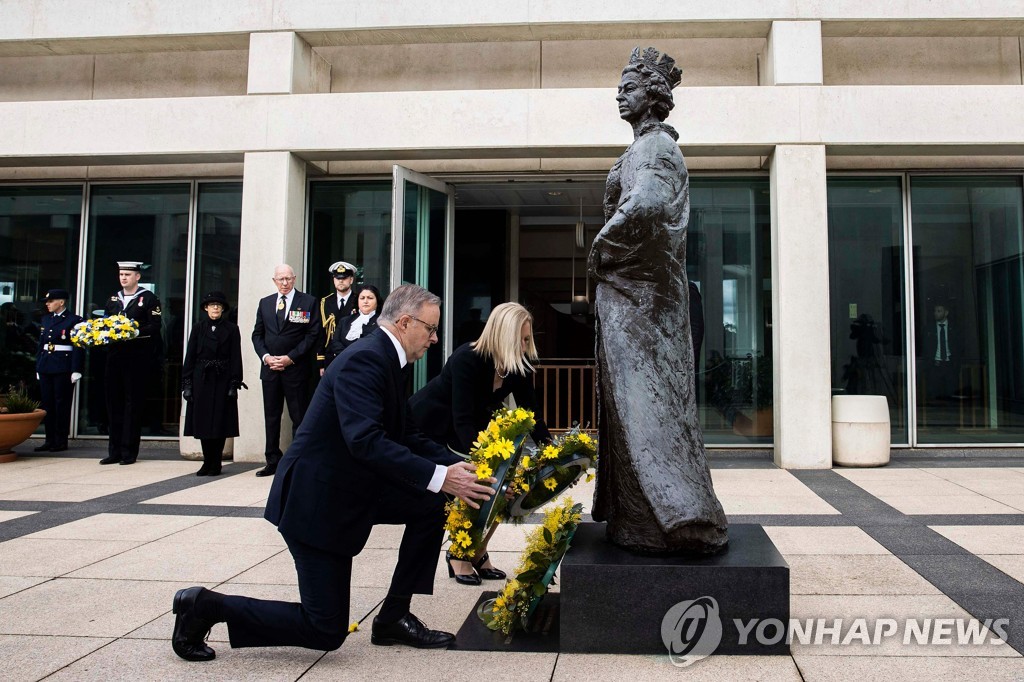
[688,178,773,445]
[306,182,392,298]
[827,177,908,442]
[79,184,190,438]
[194,182,242,325]
[911,176,1024,444]
[0,186,82,397]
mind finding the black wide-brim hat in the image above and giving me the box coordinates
[200,291,230,309]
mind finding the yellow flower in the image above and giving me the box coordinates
[487,422,500,438]
[522,483,530,492]
[455,530,472,547]
[492,438,514,460]
[521,455,531,469]
[462,519,472,529]
[513,407,528,421]
[543,477,558,491]
[476,462,493,480]
[348,622,359,633]
[586,473,595,483]
[579,433,593,444]
[494,595,507,609]
[542,444,559,461]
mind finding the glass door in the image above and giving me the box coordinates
[391,166,454,389]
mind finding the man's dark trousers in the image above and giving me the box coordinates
[221,485,446,650]
[39,373,73,448]
[261,367,308,464]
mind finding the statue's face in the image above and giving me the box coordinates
[616,71,648,122]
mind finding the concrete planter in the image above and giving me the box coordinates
[831,396,890,467]
[0,409,46,463]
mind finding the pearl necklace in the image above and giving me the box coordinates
[497,368,509,380]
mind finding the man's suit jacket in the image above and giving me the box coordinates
[265,328,461,556]
[252,290,320,380]
[922,321,964,364]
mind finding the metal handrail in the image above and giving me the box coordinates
[533,360,598,435]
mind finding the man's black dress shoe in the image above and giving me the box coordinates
[172,587,217,661]
[471,552,507,581]
[98,456,121,465]
[49,444,68,453]
[370,612,455,649]
[255,464,277,477]
[119,459,137,466]
[33,443,52,452]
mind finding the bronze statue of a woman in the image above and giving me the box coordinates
[589,47,728,555]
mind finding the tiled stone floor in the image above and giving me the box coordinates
[1,444,1024,680]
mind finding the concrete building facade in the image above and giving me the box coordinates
[3,1,1024,468]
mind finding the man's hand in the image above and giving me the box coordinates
[441,462,496,510]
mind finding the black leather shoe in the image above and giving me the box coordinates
[98,456,121,465]
[255,464,277,477]
[446,550,481,586]
[119,459,137,466]
[49,444,68,453]
[471,552,507,581]
[172,587,217,661]
[34,443,52,452]
[370,612,455,649]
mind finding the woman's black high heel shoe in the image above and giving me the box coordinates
[471,552,507,580]
[446,550,482,586]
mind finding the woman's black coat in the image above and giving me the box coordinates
[409,342,552,454]
[183,318,243,438]
[327,311,380,358]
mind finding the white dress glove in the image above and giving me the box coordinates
[71,372,82,384]
[36,373,40,380]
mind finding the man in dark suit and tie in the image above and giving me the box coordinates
[35,288,84,452]
[923,302,962,401]
[252,264,320,477]
[171,284,495,661]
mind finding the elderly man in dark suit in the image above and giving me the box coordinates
[171,284,495,661]
[252,264,320,477]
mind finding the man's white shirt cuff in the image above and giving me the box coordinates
[427,464,447,493]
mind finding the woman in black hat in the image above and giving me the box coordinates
[182,291,244,476]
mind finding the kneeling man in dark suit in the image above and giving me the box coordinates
[171,284,494,661]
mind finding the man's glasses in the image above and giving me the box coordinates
[408,315,439,337]
[273,277,296,283]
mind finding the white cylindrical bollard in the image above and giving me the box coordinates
[831,395,890,467]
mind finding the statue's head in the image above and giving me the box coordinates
[619,47,682,123]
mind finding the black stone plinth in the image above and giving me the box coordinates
[560,523,790,655]
[452,592,560,652]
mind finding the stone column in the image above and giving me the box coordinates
[232,152,308,462]
[247,32,330,95]
[762,20,823,86]
[769,145,831,469]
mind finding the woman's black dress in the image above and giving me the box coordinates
[409,342,552,454]
[182,318,242,438]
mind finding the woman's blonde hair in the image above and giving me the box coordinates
[471,302,538,376]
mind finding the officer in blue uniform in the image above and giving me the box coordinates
[100,261,162,465]
[35,288,84,452]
